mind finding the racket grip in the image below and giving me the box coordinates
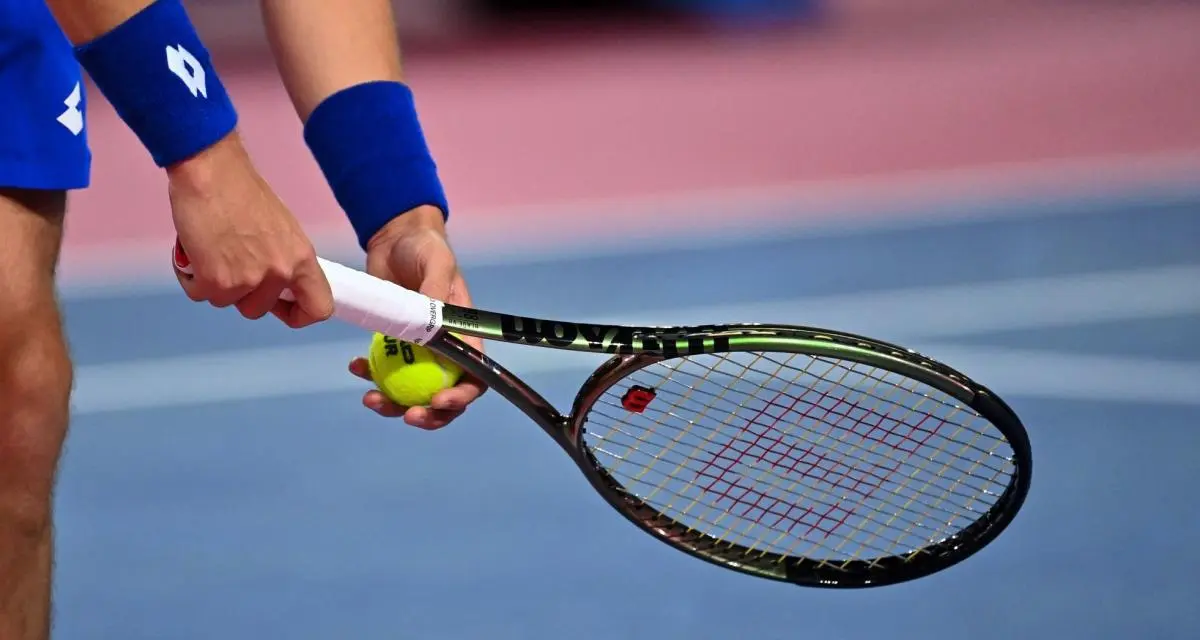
[313,257,444,344]
[172,239,443,345]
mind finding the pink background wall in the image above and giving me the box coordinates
[62,2,1200,273]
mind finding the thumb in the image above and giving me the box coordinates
[413,246,458,302]
[280,260,335,328]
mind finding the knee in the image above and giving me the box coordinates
[0,312,71,532]
[0,318,72,449]
[0,188,71,532]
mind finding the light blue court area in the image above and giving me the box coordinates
[54,188,1200,639]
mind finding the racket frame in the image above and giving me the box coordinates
[427,304,1033,589]
[173,245,1031,588]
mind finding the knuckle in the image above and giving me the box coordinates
[268,257,296,282]
[295,242,318,263]
[204,269,239,294]
[202,284,242,308]
[287,244,315,270]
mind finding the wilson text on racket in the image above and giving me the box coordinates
[497,315,732,356]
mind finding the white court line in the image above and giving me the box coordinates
[577,264,1200,341]
[71,264,1200,415]
[905,347,1200,408]
[57,149,1200,299]
[69,342,1200,415]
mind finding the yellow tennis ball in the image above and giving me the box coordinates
[367,333,463,407]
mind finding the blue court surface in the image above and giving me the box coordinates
[54,184,1199,639]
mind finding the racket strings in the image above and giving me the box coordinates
[671,352,1008,499]
[582,351,1016,564]
[744,348,1008,480]
[587,382,928,561]
[590,400,971,541]
[587,417,944,561]
[675,354,1007,563]
[598,354,1000,514]
[755,351,1007,473]
[677,354,1007,563]
[587,403,974,560]
[587,354,966,546]
[648,353,1008,499]
[591,390,992,563]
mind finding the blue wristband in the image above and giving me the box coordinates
[73,0,237,168]
[303,81,449,250]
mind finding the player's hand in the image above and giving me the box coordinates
[168,133,334,328]
[347,205,488,429]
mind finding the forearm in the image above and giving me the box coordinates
[260,0,405,122]
[42,0,153,43]
[260,0,446,249]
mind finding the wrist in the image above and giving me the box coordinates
[367,205,447,251]
[163,130,247,188]
[74,0,238,169]
[303,81,449,250]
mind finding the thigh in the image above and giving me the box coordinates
[0,188,66,315]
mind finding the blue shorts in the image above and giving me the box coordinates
[0,0,91,190]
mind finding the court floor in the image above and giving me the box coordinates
[53,186,1200,639]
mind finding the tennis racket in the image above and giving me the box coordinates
[173,241,1032,589]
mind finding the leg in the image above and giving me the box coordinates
[0,188,71,640]
[0,4,91,634]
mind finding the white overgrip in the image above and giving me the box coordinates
[314,257,444,344]
[172,238,441,343]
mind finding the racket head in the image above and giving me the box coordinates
[562,325,1031,588]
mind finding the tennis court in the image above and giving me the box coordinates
[44,1,1200,635]
[53,181,1200,639]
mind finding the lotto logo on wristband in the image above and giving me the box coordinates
[165,45,207,98]
[73,0,238,168]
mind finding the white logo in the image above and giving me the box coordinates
[56,82,83,135]
[165,44,207,97]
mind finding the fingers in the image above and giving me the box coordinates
[173,244,256,307]
[361,386,469,430]
[399,405,465,431]
[353,227,486,430]
[348,356,487,431]
[281,254,335,328]
[429,377,487,413]
[172,237,333,327]
[235,269,289,319]
[448,272,487,356]
[416,246,458,302]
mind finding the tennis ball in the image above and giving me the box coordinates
[367,333,463,407]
